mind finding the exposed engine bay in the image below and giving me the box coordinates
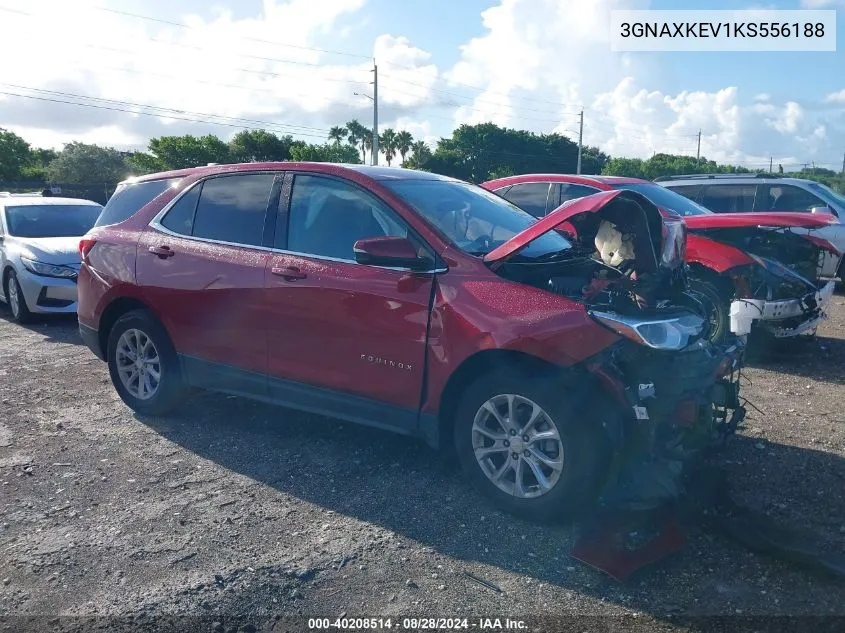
[494,193,699,318]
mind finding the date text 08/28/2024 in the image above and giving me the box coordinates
[308,618,528,630]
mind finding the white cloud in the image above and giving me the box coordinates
[824,89,845,104]
[443,0,843,169]
[0,0,439,150]
[800,0,845,7]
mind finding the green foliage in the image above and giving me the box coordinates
[379,128,398,166]
[45,142,130,184]
[429,123,609,183]
[0,128,32,180]
[602,153,753,180]
[345,119,370,164]
[328,126,348,146]
[403,140,432,169]
[288,142,361,164]
[140,134,231,171]
[395,130,414,164]
[229,129,296,162]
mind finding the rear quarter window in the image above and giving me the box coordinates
[94,178,179,228]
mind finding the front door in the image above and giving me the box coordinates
[264,173,435,429]
[137,172,280,393]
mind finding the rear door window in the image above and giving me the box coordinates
[559,183,601,204]
[501,183,552,217]
[95,178,179,227]
[755,184,827,212]
[698,185,756,213]
[664,185,702,203]
[191,174,276,246]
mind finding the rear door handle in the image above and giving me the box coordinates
[148,245,175,259]
[271,266,307,281]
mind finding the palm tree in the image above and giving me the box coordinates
[346,119,363,161]
[411,140,432,164]
[363,132,373,165]
[379,128,397,166]
[328,126,347,146]
[395,130,414,165]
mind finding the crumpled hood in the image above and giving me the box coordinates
[7,236,81,265]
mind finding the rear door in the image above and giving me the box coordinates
[698,184,757,213]
[263,172,435,428]
[137,172,281,393]
[754,184,829,212]
[500,182,553,217]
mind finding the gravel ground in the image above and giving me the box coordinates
[1,298,844,632]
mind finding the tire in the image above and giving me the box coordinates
[4,270,32,324]
[453,369,608,523]
[689,278,729,344]
[107,309,186,415]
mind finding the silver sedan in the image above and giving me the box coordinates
[0,194,102,323]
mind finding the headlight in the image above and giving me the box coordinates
[20,258,77,279]
[590,310,704,350]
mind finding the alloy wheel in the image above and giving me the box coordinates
[115,328,161,400]
[471,394,565,499]
[8,280,20,318]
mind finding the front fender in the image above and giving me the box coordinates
[686,234,754,273]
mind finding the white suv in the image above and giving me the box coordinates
[658,174,845,279]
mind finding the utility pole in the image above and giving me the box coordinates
[841,152,845,175]
[371,62,379,166]
[576,109,584,175]
[769,157,773,174]
[696,130,701,163]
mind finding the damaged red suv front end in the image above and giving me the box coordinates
[484,190,745,509]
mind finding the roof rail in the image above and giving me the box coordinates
[654,173,780,182]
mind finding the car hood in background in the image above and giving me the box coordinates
[6,236,82,266]
[683,212,837,231]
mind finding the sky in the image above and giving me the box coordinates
[0,0,843,171]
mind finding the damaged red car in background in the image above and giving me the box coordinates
[482,174,841,343]
[79,165,743,522]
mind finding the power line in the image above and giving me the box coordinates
[0,90,332,140]
[0,84,334,135]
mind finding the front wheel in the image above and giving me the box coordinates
[5,270,32,324]
[689,278,729,344]
[453,370,607,523]
[107,309,187,415]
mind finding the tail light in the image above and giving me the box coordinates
[79,238,97,261]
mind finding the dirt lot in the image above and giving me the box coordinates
[1,298,844,632]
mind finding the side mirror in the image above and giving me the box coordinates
[810,206,832,215]
[353,236,433,271]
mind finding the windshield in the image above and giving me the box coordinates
[807,182,845,209]
[382,179,571,258]
[5,204,103,238]
[614,183,711,216]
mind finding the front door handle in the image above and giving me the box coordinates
[148,245,175,259]
[271,266,307,281]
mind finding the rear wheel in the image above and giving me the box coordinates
[689,278,729,343]
[4,270,32,324]
[107,309,186,415]
[453,369,607,523]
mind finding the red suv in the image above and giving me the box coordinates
[78,163,743,521]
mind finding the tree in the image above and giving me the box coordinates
[328,126,348,146]
[20,148,58,181]
[0,128,32,180]
[346,119,370,164]
[229,129,295,162]
[395,130,414,165]
[288,142,361,164]
[45,142,129,184]
[403,140,432,170]
[602,157,646,179]
[380,128,397,166]
[140,135,231,171]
